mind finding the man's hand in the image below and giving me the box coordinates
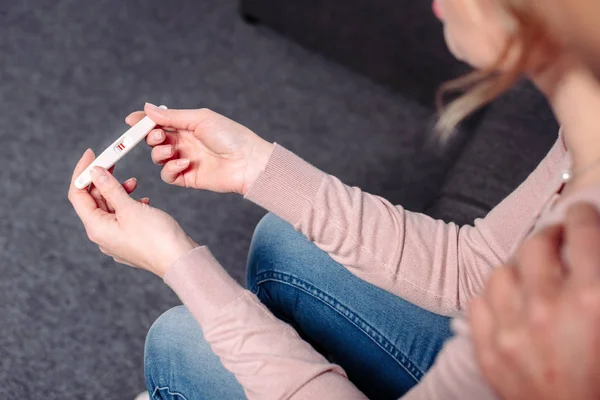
[470,203,600,400]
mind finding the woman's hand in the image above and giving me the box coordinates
[469,203,600,400]
[125,104,274,195]
[68,149,198,278]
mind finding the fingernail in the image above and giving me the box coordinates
[163,146,173,156]
[177,158,190,166]
[91,167,109,185]
[125,177,137,184]
[145,102,159,110]
[153,130,163,140]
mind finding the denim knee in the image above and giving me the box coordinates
[246,213,309,291]
[144,306,246,399]
[145,306,200,384]
[144,306,211,393]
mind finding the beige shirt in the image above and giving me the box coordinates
[164,132,588,399]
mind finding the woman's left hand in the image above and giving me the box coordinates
[68,149,198,278]
[469,203,600,400]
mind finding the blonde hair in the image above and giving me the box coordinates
[435,0,559,140]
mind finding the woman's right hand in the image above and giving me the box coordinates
[126,104,274,195]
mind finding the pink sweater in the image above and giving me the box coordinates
[163,131,596,399]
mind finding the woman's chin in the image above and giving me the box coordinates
[444,32,467,63]
[448,42,479,67]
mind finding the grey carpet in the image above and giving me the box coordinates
[0,0,454,398]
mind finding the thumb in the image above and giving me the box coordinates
[144,103,203,131]
[90,167,136,211]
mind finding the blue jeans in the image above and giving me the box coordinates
[145,214,453,400]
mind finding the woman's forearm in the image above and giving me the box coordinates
[164,246,368,400]
[245,143,563,316]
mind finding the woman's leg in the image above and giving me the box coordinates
[144,213,454,400]
[246,213,454,400]
[144,306,246,400]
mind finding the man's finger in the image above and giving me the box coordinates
[90,167,136,211]
[516,225,564,300]
[469,296,499,379]
[565,203,600,285]
[485,266,523,330]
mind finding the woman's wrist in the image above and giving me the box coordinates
[242,139,275,196]
[154,236,199,278]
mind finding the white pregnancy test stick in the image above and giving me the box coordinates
[75,105,167,189]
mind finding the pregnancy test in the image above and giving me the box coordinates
[75,105,167,189]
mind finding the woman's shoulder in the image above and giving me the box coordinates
[538,179,600,230]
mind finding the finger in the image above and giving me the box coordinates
[151,144,175,165]
[565,203,600,285]
[127,110,178,131]
[469,296,500,380]
[122,177,138,194]
[90,186,109,212]
[485,266,524,330]
[90,167,137,212]
[125,111,146,126]
[90,178,138,213]
[146,129,166,146]
[140,197,150,205]
[69,149,94,189]
[68,149,103,224]
[106,178,138,213]
[161,158,190,185]
[144,103,206,131]
[516,225,564,300]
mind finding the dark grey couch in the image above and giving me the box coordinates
[240,0,559,225]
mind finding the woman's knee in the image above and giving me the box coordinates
[144,306,212,386]
[145,306,198,367]
[246,213,347,310]
[144,306,246,399]
[246,213,310,290]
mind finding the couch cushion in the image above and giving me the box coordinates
[426,81,559,225]
[241,0,470,107]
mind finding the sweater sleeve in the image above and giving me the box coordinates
[164,246,368,400]
[246,140,567,316]
[402,318,499,400]
[401,181,600,400]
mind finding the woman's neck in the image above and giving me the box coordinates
[532,57,600,178]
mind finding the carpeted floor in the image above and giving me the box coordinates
[0,0,451,398]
